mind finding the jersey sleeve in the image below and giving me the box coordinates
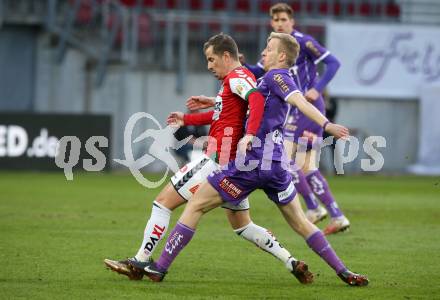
[304,35,331,65]
[266,71,301,101]
[228,71,258,101]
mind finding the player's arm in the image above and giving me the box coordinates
[186,95,215,111]
[313,54,340,93]
[268,71,348,139]
[167,111,213,127]
[304,37,340,101]
[184,111,214,126]
[229,73,265,135]
[229,73,265,152]
[245,91,265,136]
[237,91,265,153]
[286,92,348,139]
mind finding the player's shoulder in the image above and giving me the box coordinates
[263,68,293,90]
[226,67,257,88]
[228,67,256,81]
[293,30,317,45]
[264,68,290,81]
[292,30,306,43]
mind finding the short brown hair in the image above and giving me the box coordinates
[270,3,294,19]
[268,32,300,66]
[203,33,239,60]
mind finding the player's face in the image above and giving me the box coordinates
[205,46,227,80]
[270,12,294,34]
[261,38,280,71]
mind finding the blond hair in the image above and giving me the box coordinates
[268,32,300,66]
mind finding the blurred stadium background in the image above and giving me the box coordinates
[1,1,440,299]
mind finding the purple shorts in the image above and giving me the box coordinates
[284,95,325,151]
[207,159,297,207]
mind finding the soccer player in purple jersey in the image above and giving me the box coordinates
[243,2,349,235]
[137,32,368,286]
[104,33,308,283]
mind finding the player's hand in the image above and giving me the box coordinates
[304,88,320,102]
[167,111,184,127]
[237,134,254,155]
[324,123,349,139]
[238,53,246,65]
[186,95,215,111]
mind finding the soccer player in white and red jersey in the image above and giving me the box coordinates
[104,33,313,284]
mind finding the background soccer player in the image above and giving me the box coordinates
[242,2,349,235]
[140,32,368,287]
[104,33,306,281]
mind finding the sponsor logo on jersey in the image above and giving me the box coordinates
[144,224,166,252]
[219,178,243,199]
[213,93,223,121]
[272,129,284,145]
[273,74,290,93]
[165,232,184,255]
[235,84,244,95]
[189,184,200,194]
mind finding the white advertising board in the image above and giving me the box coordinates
[327,22,440,99]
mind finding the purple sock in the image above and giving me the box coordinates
[306,230,347,274]
[291,168,319,210]
[156,222,195,271]
[306,170,343,218]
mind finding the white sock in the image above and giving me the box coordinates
[234,222,296,271]
[135,200,172,262]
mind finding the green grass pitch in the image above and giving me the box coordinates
[1,172,439,299]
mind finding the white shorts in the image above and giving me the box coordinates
[170,154,250,211]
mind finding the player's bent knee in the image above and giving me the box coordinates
[295,218,318,238]
[189,183,222,214]
[226,209,252,230]
[156,183,185,211]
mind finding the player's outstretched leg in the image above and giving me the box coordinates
[305,170,350,234]
[291,168,327,224]
[104,257,150,280]
[104,184,183,280]
[232,217,313,284]
[306,231,368,286]
[133,200,172,262]
[142,182,222,282]
[278,196,368,286]
[338,270,369,286]
[290,260,314,284]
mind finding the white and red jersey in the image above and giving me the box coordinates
[184,67,258,165]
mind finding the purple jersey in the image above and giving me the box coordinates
[207,68,300,206]
[284,30,330,147]
[289,30,330,93]
[247,68,301,161]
